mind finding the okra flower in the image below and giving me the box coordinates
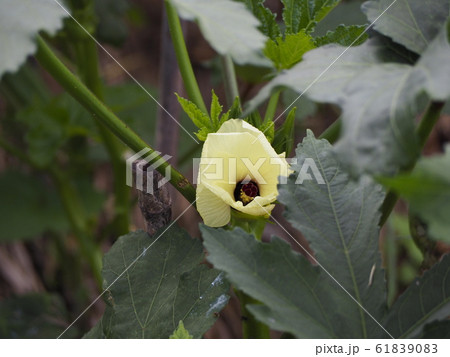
[196,119,289,227]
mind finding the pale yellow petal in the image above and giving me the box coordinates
[196,183,231,227]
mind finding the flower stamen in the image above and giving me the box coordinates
[234,180,259,205]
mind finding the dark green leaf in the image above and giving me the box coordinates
[0,0,69,77]
[379,147,450,243]
[420,320,450,339]
[0,171,67,241]
[247,21,450,176]
[202,226,342,338]
[273,107,296,155]
[264,31,316,70]
[278,131,388,337]
[171,0,270,66]
[383,254,450,338]
[241,0,281,40]
[282,0,340,34]
[0,293,74,338]
[170,320,193,339]
[0,171,105,242]
[93,227,229,338]
[362,0,450,55]
[314,24,368,47]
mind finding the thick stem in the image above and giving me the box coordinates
[164,0,208,114]
[379,101,445,226]
[221,55,239,107]
[75,35,130,236]
[236,290,270,339]
[35,36,196,203]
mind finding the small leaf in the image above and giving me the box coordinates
[264,31,316,70]
[362,0,450,55]
[259,120,274,143]
[240,0,281,40]
[226,96,243,119]
[383,254,450,338]
[170,321,194,339]
[281,0,340,34]
[314,24,368,47]
[171,0,270,67]
[379,146,450,243]
[90,227,230,338]
[272,107,296,155]
[210,90,222,128]
[176,93,214,141]
[0,0,69,78]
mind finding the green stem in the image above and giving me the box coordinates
[35,36,196,203]
[50,167,103,289]
[263,91,280,123]
[319,117,341,144]
[74,30,130,236]
[236,290,270,339]
[164,0,207,114]
[221,55,239,107]
[379,101,445,226]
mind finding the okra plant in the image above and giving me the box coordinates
[0,0,449,339]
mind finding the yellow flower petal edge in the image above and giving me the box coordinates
[196,119,289,227]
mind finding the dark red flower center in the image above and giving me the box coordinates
[234,181,260,205]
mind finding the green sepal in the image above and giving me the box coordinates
[169,321,193,339]
[273,107,296,155]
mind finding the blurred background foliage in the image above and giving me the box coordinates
[0,0,449,338]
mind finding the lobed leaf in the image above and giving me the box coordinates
[88,227,229,338]
[171,0,270,66]
[362,0,450,55]
[383,254,450,338]
[278,131,389,337]
[0,0,69,78]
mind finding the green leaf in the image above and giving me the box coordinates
[273,107,296,155]
[171,0,270,67]
[0,171,67,242]
[264,31,316,70]
[420,320,450,339]
[170,321,194,339]
[314,24,368,47]
[258,120,274,143]
[240,0,281,40]
[281,0,340,34]
[210,90,221,127]
[176,93,210,128]
[383,254,450,338]
[0,0,69,78]
[379,147,450,243]
[278,131,388,338]
[0,293,75,338]
[247,20,450,176]
[362,0,450,55]
[0,171,105,242]
[202,226,342,338]
[91,227,229,338]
